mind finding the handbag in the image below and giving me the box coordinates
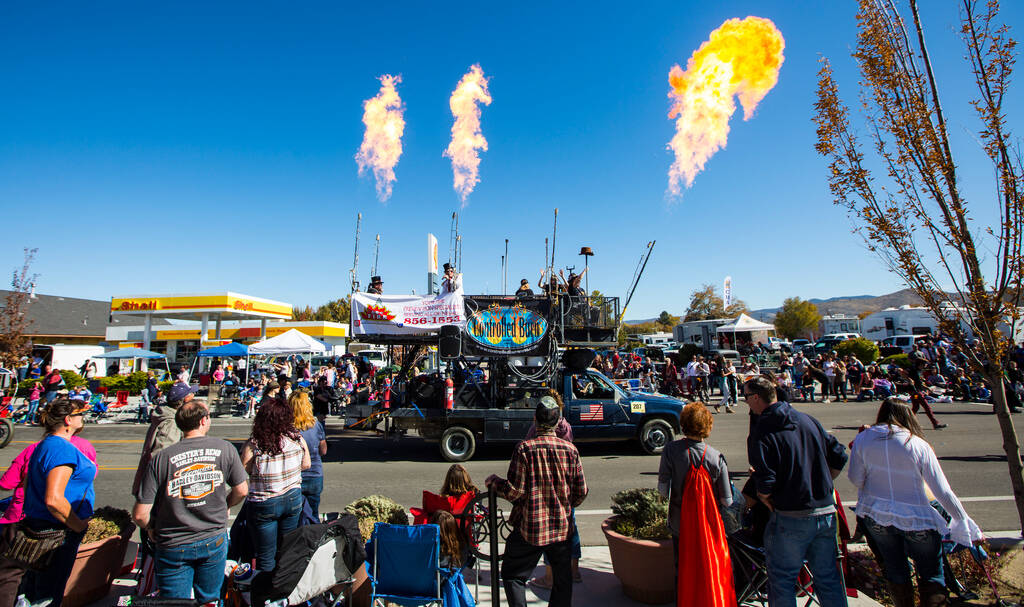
[1,522,67,570]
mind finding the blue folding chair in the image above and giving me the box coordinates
[367,522,443,607]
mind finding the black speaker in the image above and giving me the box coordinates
[562,348,596,371]
[439,324,462,359]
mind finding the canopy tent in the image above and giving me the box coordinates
[94,347,170,375]
[248,329,328,355]
[197,342,249,357]
[715,313,776,333]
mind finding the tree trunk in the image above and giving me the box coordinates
[985,366,1024,534]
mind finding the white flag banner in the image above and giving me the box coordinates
[723,276,733,308]
[351,289,465,335]
[428,234,439,274]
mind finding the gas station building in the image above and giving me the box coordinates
[106,292,347,365]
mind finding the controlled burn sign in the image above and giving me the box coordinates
[465,301,549,355]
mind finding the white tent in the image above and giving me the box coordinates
[716,313,775,333]
[248,329,329,355]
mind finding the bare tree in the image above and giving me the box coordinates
[0,248,39,369]
[814,0,1024,527]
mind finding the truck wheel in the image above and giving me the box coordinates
[639,418,673,455]
[440,426,476,462]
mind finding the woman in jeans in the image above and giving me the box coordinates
[241,399,310,571]
[848,398,982,607]
[291,391,327,519]
[0,398,96,607]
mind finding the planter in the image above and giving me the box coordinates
[63,523,137,607]
[602,517,675,605]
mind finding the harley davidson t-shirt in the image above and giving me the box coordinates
[139,436,247,548]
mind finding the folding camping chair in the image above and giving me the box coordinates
[728,532,827,607]
[410,491,481,601]
[367,522,444,607]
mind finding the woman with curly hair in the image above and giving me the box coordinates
[241,399,310,571]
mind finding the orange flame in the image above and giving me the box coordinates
[667,17,784,198]
[444,65,492,205]
[356,75,405,201]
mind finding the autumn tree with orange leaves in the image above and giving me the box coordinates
[814,0,1024,527]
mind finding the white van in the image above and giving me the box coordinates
[878,334,929,354]
[32,345,107,376]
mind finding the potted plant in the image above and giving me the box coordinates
[602,488,675,605]
[341,495,408,607]
[64,506,137,607]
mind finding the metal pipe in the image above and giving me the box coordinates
[488,490,500,607]
[550,208,558,271]
[504,239,509,296]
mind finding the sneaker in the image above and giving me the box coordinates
[933,423,947,430]
[823,398,831,403]
[725,406,735,413]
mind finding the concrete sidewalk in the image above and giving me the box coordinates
[466,546,882,607]
[96,544,883,607]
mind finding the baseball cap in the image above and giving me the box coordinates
[167,381,198,404]
[536,396,561,428]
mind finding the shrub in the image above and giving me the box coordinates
[344,494,408,541]
[15,369,85,397]
[158,380,174,394]
[609,488,670,540]
[879,353,911,370]
[835,337,880,364]
[671,344,702,365]
[95,371,151,395]
[83,506,133,543]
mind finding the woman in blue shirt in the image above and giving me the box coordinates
[0,398,96,607]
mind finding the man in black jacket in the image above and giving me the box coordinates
[744,376,849,607]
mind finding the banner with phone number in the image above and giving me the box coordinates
[350,289,465,335]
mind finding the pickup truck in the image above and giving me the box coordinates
[388,365,685,462]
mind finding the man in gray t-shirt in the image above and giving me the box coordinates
[133,401,248,603]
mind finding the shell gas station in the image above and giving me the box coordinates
[105,292,347,367]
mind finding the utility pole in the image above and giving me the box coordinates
[350,213,362,293]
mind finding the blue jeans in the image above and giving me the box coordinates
[155,532,229,602]
[246,487,302,571]
[862,517,943,586]
[301,476,324,520]
[24,399,40,422]
[763,511,847,607]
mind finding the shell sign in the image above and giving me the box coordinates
[466,305,547,352]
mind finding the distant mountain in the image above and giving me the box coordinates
[751,289,929,322]
[624,289,928,325]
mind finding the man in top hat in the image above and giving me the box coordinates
[367,276,383,295]
[441,263,462,293]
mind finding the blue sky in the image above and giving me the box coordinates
[1,1,1020,319]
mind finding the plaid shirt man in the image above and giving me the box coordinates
[493,431,588,546]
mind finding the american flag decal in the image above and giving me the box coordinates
[580,403,603,421]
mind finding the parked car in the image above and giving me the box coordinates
[878,334,930,356]
[765,336,792,352]
[791,339,811,353]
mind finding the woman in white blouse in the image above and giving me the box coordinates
[848,398,983,607]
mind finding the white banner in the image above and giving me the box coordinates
[723,276,732,308]
[351,289,465,335]
[428,234,438,274]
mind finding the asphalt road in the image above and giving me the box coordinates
[2,398,1021,546]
